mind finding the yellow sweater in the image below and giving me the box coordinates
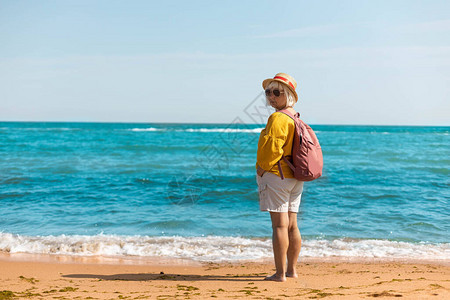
[256,112,295,178]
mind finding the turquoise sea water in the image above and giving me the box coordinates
[0,122,449,261]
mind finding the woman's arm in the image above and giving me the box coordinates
[256,113,290,172]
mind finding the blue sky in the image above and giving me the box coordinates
[0,0,449,125]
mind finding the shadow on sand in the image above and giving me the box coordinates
[62,273,265,282]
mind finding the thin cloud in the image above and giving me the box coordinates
[398,19,450,32]
[253,24,345,39]
[257,19,450,40]
[2,46,449,67]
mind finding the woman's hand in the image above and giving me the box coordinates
[257,165,266,177]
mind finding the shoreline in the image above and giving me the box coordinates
[1,251,449,267]
[1,253,449,299]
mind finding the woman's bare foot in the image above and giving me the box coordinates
[285,271,298,278]
[264,273,286,282]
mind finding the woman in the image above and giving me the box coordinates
[256,73,304,282]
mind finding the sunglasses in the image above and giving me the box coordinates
[265,89,284,97]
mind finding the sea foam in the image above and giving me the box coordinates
[1,233,448,262]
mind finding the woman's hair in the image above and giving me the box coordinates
[265,81,296,108]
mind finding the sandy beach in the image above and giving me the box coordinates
[0,254,449,299]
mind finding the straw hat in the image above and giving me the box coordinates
[262,73,298,102]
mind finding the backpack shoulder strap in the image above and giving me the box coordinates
[277,109,300,121]
[279,109,303,144]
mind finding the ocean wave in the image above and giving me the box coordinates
[130,128,161,132]
[0,233,448,262]
[129,128,263,133]
[0,127,80,131]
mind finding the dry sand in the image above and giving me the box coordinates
[0,253,449,299]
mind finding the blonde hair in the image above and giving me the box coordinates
[265,81,296,108]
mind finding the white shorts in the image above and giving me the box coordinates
[256,172,304,213]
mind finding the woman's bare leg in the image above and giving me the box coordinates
[286,211,301,278]
[265,212,289,282]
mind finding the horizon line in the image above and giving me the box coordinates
[0,120,449,127]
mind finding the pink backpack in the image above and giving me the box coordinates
[276,109,323,181]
